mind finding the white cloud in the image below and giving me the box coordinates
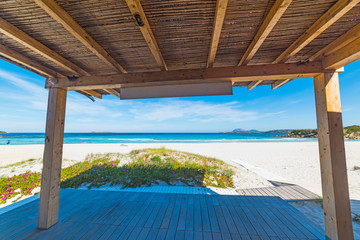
[129,99,282,123]
[0,70,47,98]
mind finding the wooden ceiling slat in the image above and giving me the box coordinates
[239,0,292,66]
[310,23,360,61]
[34,0,127,73]
[0,17,88,76]
[247,80,263,91]
[207,0,229,68]
[82,90,102,99]
[273,0,360,64]
[272,79,291,89]
[323,37,360,69]
[0,43,62,78]
[103,89,120,98]
[125,0,168,71]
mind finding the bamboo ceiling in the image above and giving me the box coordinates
[0,0,359,99]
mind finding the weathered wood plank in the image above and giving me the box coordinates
[48,62,324,90]
[314,71,354,239]
[38,88,67,229]
[323,37,360,69]
[207,0,229,68]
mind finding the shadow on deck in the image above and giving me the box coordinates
[0,189,325,240]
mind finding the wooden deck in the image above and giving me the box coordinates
[0,189,324,240]
[238,184,319,202]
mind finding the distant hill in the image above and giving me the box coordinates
[0,131,7,134]
[230,128,292,134]
[231,128,261,133]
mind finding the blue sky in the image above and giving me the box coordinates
[0,59,359,133]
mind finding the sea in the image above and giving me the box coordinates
[0,132,316,145]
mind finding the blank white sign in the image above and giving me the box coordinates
[119,82,233,100]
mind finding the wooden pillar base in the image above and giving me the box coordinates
[314,72,354,240]
[38,88,67,229]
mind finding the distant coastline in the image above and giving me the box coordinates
[229,125,360,140]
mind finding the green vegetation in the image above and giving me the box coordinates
[344,125,360,134]
[1,149,235,204]
[61,148,234,189]
[282,125,360,139]
[1,172,41,204]
[291,129,317,135]
[0,131,6,134]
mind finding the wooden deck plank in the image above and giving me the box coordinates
[216,195,238,234]
[185,194,195,231]
[193,195,202,232]
[136,227,151,240]
[146,227,160,240]
[155,228,168,240]
[129,193,157,227]
[177,194,188,231]
[97,225,117,240]
[154,194,175,229]
[274,206,319,239]
[167,194,182,235]
[199,195,211,232]
[194,231,202,240]
[205,194,221,233]
[263,207,298,239]
[247,201,277,237]
[213,196,230,234]
[222,196,249,235]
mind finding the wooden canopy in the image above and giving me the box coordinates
[1,1,359,239]
[0,0,359,99]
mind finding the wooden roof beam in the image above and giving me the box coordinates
[310,23,360,61]
[239,0,292,66]
[34,0,126,73]
[323,37,360,69]
[207,0,229,68]
[0,44,63,78]
[47,62,324,90]
[103,89,120,98]
[0,17,88,76]
[273,0,360,64]
[125,0,167,71]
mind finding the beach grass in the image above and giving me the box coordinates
[0,158,38,169]
[1,148,235,204]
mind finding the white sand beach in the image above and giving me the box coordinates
[1,141,359,200]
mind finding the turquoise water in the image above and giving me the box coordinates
[0,132,316,145]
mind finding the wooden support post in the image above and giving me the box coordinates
[314,72,354,240]
[38,88,67,229]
